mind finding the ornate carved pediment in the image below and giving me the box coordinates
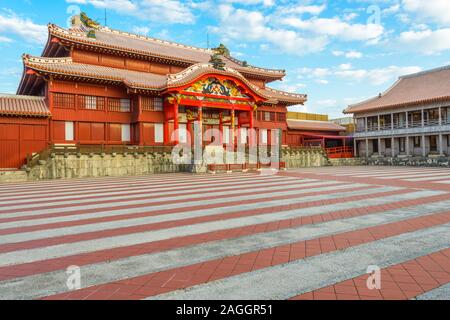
[185,77,249,98]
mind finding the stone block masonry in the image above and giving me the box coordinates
[0,147,331,183]
[362,156,450,167]
[25,152,184,181]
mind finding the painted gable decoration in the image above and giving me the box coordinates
[185,78,249,98]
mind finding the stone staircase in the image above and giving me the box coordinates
[0,170,28,183]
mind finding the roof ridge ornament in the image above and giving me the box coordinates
[212,44,230,57]
[79,12,101,29]
[209,54,226,70]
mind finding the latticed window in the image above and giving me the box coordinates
[108,98,131,112]
[264,112,272,121]
[277,113,286,122]
[78,95,105,110]
[53,93,75,109]
[141,97,163,111]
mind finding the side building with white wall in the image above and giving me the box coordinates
[344,66,450,163]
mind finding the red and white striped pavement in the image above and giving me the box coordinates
[0,166,449,300]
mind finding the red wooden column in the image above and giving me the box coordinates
[198,105,203,147]
[173,101,179,144]
[219,112,224,144]
[231,108,236,146]
[163,100,170,145]
[138,96,144,146]
[249,108,255,147]
[48,89,54,145]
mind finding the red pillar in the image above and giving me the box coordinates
[231,108,236,147]
[173,102,179,144]
[163,98,170,145]
[198,106,203,147]
[249,108,254,147]
[219,113,224,145]
[138,96,144,146]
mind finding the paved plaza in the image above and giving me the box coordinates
[0,166,449,300]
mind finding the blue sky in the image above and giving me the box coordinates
[0,0,449,118]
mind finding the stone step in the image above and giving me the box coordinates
[0,170,28,183]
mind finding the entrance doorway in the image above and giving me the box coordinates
[430,136,438,153]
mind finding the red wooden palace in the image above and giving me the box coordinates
[0,13,345,169]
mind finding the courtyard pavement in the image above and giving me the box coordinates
[0,166,449,300]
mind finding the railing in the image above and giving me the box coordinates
[325,146,354,159]
[208,162,286,173]
[356,118,448,132]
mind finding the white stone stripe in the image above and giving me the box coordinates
[299,168,446,175]
[1,200,448,300]
[150,224,450,300]
[376,172,450,180]
[0,184,389,227]
[309,169,450,177]
[0,173,255,190]
[0,178,320,211]
[0,176,299,204]
[415,283,450,300]
[338,171,450,178]
[0,189,437,268]
[0,181,346,230]
[0,182,374,220]
[405,175,450,182]
[1,175,288,198]
[0,177,304,206]
[0,184,375,237]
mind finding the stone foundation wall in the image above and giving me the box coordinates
[0,170,28,183]
[0,147,333,183]
[361,156,450,167]
[282,148,329,168]
[26,152,186,181]
[328,158,363,166]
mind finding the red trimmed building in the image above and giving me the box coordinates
[0,13,347,169]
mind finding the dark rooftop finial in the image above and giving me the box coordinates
[209,53,226,70]
[212,44,230,57]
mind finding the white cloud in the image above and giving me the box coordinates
[335,65,422,85]
[224,0,275,7]
[297,65,422,86]
[210,5,328,56]
[0,11,47,44]
[0,35,13,43]
[345,51,363,58]
[281,17,384,42]
[332,50,363,59]
[276,4,327,16]
[315,79,329,84]
[132,26,150,35]
[339,63,352,70]
[403,0,450,26]
[66,0,195,24]
[396,28,450,55]
[316,99,337,108]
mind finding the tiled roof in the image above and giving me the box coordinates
[262,87,307,105]
[23,56,307,105]
[24,55,167,90]
[345,65,450,114]
[0,94,50,117]
[47,24,286,80]
[287,119,345,132]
